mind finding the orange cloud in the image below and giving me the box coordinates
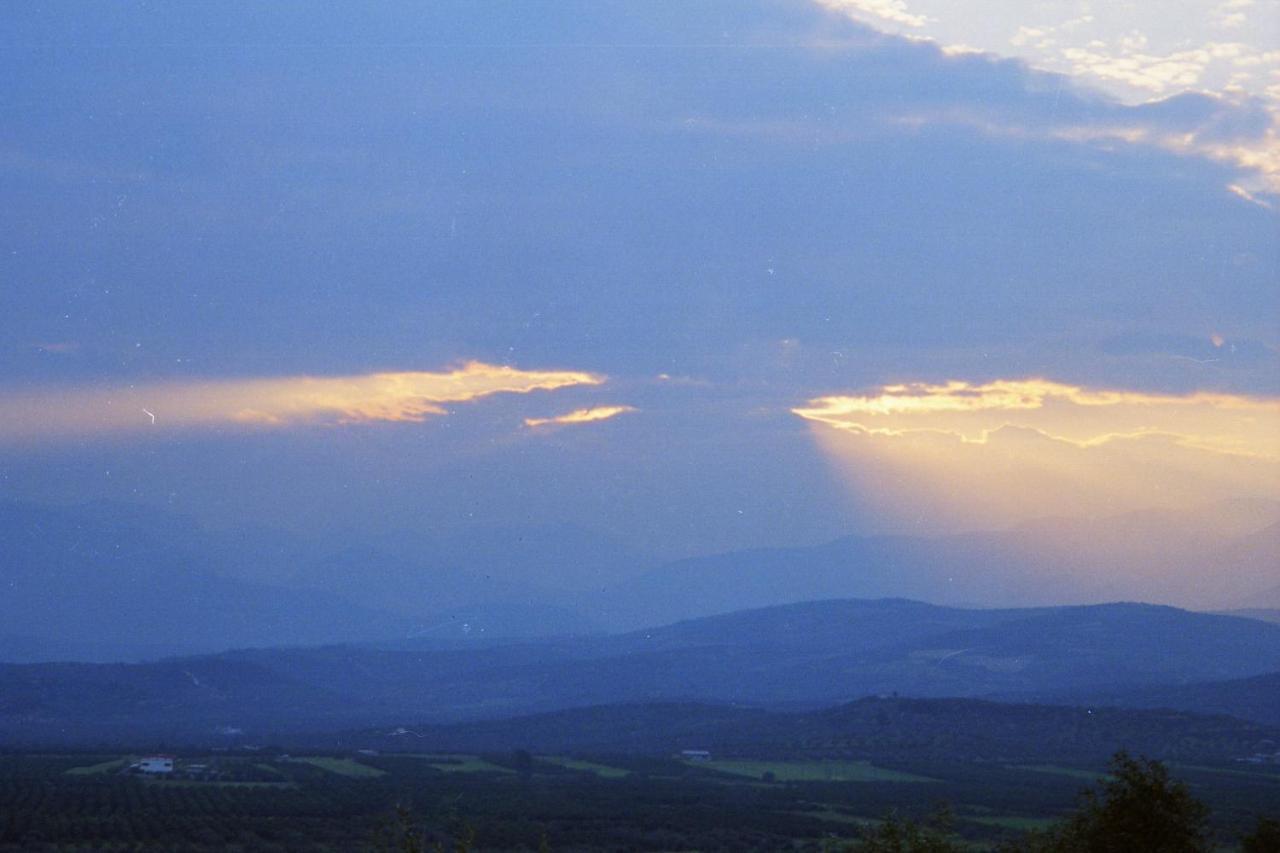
[0,361,603,443]
[793,378,1280,531]
[524,405,636,429]
[793,378,1280,459]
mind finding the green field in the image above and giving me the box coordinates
[295,756,386,777]
[693,758,938,783]
[1014,764,1109,781]
[539,756,630,778]
[425,755,514,774]
[2,751,1275,851]
[155,779,295,788]
[791,807,879,826]
[1173,762,1280,781]
[64,758,128,775]
[967,815,1057,831]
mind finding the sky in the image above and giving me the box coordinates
[0,0,1277,559]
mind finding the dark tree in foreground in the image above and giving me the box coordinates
[1010,752,1210,853]
[373,804,475,853]
[374,804,426,853]
[837,805,963,853]
[1242,816,1280,853]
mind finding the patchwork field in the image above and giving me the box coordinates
[694,758,937,783]
[1,750,1274,851]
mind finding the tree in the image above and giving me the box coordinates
[1241,816,1280,853]
[374,804,426,853]
[372,804,474,853]
[839,805,963,853]
[1010,752,1210,853]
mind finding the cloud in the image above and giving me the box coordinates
[0,362,603,443]
[524,405,636,429]
[793,378,1280,457]
[881,86,1280,195]
[1229,182,1275,207]
[807,0,1280,195]
[793,378,1280,531]
[813,0,930,28]
[810,0,1280,105]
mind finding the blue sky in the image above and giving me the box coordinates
[1,1,1276,555]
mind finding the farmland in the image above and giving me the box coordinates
[0,750,1275,850]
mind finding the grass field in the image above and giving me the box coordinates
[3,750,1276,850]
[425,755,514,774]
[1173,762,1280,781]
[65,758,127,775]
[791,808,879,826]
[538,756,630,778]
[692,759,937,783]
[296,756,386,777]
[1014,764,1108,782]
[155,780,295,788]
[967,815,1057,831]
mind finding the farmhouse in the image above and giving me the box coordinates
[137,755,175,774]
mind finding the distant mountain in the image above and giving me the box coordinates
[4,598,1279,744]
[286,545,546,622]
[350,697,1280,763]
[0,500,618,659]
[0,501,412,657]
[392,601,605,642]
[1222,521,1280,608]
[370,522,654,593]
[5,497,1275,661]
[1221,609,1280,625]
[0,634,187,665]
[1037,672,1280,727]
[280,522,649,624]
[588,503,1280,627]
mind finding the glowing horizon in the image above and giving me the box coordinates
[793,378,1280,531]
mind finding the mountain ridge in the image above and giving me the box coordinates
[2,597,1278,745]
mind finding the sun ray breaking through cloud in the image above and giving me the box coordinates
[793,378,1280,531]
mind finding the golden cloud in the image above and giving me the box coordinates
[793,378,1280,458]
[0,361,603,442]
[524,405,636,429]
[793,378,1280,531]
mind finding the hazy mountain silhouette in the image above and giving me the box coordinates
[0,501,410,656]
[1033,671,1280,726]
[1224,608,1280,625]
[587,502,1280,627]
[2,598,1277,744]
[3,498,1275,659]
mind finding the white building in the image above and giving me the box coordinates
[138,755,175,774]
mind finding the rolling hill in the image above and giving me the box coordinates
[1037,671,1280,727]
[585,502,1280,628]
[3,598,1278,745]
[349,696,1280,763]
[4,498,1276,659]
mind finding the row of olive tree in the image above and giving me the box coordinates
[846,752,1279,853]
